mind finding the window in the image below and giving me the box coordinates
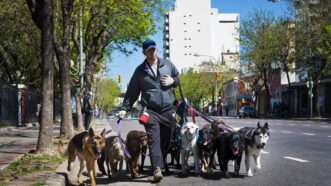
[197,22,200,24]
[184,30,187,32]
[184,22,186,25]
[197,29,200,32]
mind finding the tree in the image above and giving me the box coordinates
[70,0,169,91]
[291,0,331,116]
[95,78,121,112]
[0,1,41,88]
[53,0,75,139]
[26,0,54,154]
[240,10,279,115]
[176,68,214,109]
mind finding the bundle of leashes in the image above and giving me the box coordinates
[176,82,234,132]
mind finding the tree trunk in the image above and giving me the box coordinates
[35,0,54,154]
[58,53,74,139]
[263,68,271,116]
[75,93,84,131]
[54,0,74,139]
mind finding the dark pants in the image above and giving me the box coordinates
[144,108,176,171]
[84,112,92,130]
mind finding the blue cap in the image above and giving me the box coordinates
[142,39,156,52]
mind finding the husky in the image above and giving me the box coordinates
[238,122,270,177]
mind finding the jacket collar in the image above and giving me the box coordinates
[143,57,165,79]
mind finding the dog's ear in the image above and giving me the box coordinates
[264,122,269,129]
[88,127,95,137]
[257,122,261,128]
[100,128,107,138]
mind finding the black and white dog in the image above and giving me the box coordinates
[239,122,270,177]
[216,131,244,177]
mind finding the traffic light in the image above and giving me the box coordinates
[118,75,122,84]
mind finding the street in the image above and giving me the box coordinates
[80,118,331,186]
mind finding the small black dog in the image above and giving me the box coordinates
[167,125,181,170]
[216,131,244,177]
[198,124,217,173]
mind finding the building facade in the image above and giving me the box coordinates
[163,0,240,73]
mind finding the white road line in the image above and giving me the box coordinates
[283,156,310,163]
[281,130,293,134]
[303,124,311,127]
[320,125,330,128]
[328,136,331,138]
[302,132,316,136]
[261,150,269,154]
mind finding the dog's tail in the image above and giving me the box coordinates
[57,139,69,157]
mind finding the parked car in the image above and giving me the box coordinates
[238,106,256,118]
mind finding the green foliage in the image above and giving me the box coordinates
[176,69,214,108]
[32,181,46,186]
[70,0,170,89]
[95,78,121,112]
[0,1,41,88]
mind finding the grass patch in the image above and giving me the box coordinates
[31,180,46,186]
[0,154,65,184]
[0,123,10,128]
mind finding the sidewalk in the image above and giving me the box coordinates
[0,126,39,171]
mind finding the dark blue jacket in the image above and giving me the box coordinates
[122,58,179,112]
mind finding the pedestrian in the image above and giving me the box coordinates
[82,91,93,130]
[118,39,179,182]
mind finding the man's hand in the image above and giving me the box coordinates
[161,75,174,86]
[117,110,127,119]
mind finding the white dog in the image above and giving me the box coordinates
[180,122,200,174]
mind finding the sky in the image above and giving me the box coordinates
[106,0,289,91]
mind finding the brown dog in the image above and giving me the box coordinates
[105,136,125,178]
[67,128,106,186]
[126,130,148,178]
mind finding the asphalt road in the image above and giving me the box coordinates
[87,117,331,186]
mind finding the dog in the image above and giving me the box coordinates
[216,131,244,177]
[239,122,270,177]
[198,124,217,173]
[67,128,106,186]
[167,125,181,170]
[180,121,200,175]
[104,136,125,178]
[125,130,148,178]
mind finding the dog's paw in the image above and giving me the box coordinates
[256,164,261,170]
[247,170,254,177]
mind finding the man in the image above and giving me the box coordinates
[82,91,93,130]
[119,39,179,182]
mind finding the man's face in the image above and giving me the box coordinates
[144,48,157,61]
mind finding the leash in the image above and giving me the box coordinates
[114,119,132,159]
[177,82,234,132]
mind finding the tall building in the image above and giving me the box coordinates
[163,0,240,73]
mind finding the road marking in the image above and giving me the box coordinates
[283,156,310,163]
[281,130,293,134]
[303,124,311,127]
[328,136,331,138]
[261,150,269,154]
[302,132,315,136]
[320,125,330,128]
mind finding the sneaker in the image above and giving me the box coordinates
[152,167,163,182]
